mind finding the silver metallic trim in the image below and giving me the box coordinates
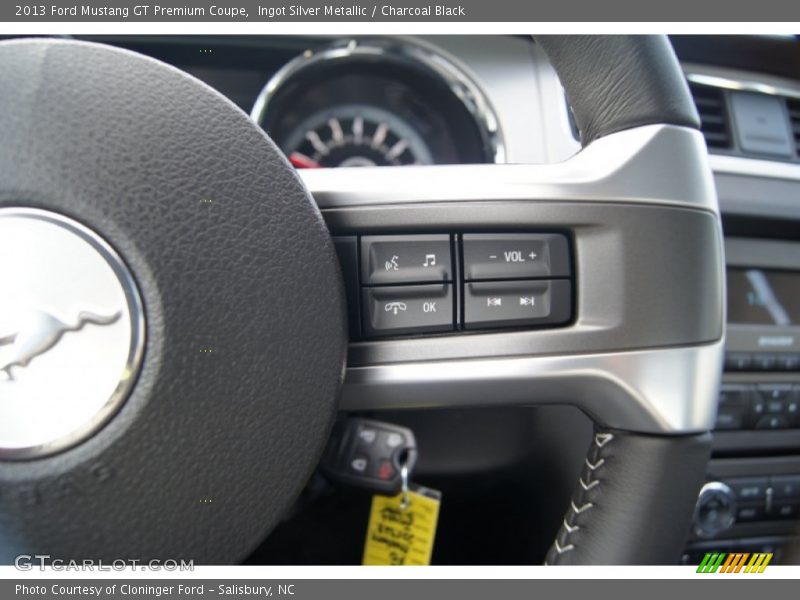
[0,208,145,460]
[302,124,718,214]
[725,236,800,271]
[340,342,723,434]
[685,70,800,183]
[303,123,722,433]
[710,154,800,182]
[250,37,505,164]
[686,72,800,101]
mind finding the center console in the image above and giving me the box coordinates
[685,237,800,565]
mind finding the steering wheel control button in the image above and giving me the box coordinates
[362,235,452,285]
[363,284,453,337]
[0,208,144,460]
[320,418,417,495]
[694,482,736,538]
[464,280,571,330]
[336,232,578,339]
[462,233,570,281]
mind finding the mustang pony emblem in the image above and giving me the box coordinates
[0,309,121,380]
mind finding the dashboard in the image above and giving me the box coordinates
[251,39,500,168]
[18,33,800,565]
[81,35,503,170]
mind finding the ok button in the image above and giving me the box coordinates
[362,284,454,337]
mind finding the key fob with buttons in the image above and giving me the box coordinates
[320,418,417,495]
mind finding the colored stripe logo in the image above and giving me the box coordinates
[696,552,772,573]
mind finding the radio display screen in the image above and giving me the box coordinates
[727,268,800,325]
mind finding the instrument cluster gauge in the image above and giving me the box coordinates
[285,104,434,169]
[251,39,504,169]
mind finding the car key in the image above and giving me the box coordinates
[320,418,417,495]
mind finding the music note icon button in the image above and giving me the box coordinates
[362,235,452,285]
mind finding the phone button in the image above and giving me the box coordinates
[361,235,452,285]
[362,284,454,337]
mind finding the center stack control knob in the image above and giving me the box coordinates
[693,481,736,538]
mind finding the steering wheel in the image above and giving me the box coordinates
[0,35,723,565]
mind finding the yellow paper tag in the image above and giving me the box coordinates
[362,486,441,566]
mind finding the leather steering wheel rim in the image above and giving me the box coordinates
[534,36,713,565]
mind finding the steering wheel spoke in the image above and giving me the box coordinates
[302,123,724,435]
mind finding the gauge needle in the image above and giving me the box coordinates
[289,152,321,169]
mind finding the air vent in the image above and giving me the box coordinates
[688,82,732,150]
[788,98,800,157]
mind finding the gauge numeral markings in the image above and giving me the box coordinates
[287,107,431,168]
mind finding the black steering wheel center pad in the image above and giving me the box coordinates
[0,39,347,564]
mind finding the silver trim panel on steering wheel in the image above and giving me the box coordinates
[303,124,716,212]
[301,124,724,434]
[340,343,722,434]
